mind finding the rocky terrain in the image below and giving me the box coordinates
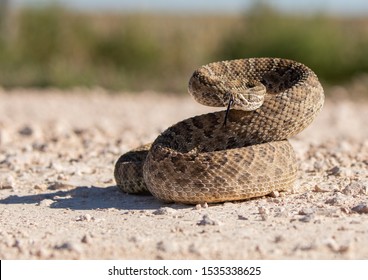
[0,89,367,259]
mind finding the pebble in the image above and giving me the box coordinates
[258,206,269,221]
[0,175,15,189]
[313,184,330,193]
[351,203,368,214]
[48,182,75,190]
[81,234,93,244]
[156,240,178,253]
[274,235,284,243]
[269,191,280,198]
[299,214,314,223]
[313,160,324,172]
[153,207,177,215]
[34,248,50,258]
[18,125,33,136]
[0,128,11,144]
[342,181,368,196]
[76,214,93,222]
[340,207,351,214]
[327,166,341,176]
[34,184,48,191]
[194,203,209,210]
[258,206,269,214]
[37,199,55,207]
[197,215,219,226]
[54,242,82,253]
[298,208,315,215]
[238,215,248,220]
[325,193,347,206]
[324,238,350,254]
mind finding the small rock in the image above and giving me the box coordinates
[298,208,315,215]
[12,239,23,249]
[156,240,178,253]
[32,142,48,152]
[325,197,338,205]
[34,184,48,191]
[297,243,316,251]
[324,238,350,254]
[81,234,92,244]
[37,199,55,207]
[76,214,93,221]
[258,206,269,215]
[314,184,330,193]
[327,166,341,176]
[54,242,81,253]
[342,182,368,196]
[238,215,248,220]
[0,129,11,144]
[351,203,368,214]
[197,215,219,226]
[299,214,314,223]
[0,175,15,189]
[48,182,75,190]
[324,238,338,251]
[34,248,50,258]
[194,203,208,210]
[188,243,201,255]
[313,160,324,172]
[269,191,280,198]
[274,235,284,243]
[258,206,269,221]
[57,174,68,181]
[325,193,346,206]
[340,207,351,214]
[156,241,167,252]
[18,125,33,136]
[153,207,177,215]
[171,227,184,233]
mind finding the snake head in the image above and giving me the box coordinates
[223,80,266,126]
[224,80,266,111]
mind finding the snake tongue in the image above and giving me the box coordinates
[223,95,234,127]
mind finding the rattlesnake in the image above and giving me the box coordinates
[114,58,324,204]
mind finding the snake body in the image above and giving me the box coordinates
[114,58,324,204]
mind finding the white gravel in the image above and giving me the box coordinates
[0,88,367,259]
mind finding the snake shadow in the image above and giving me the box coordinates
[0,185,179,210]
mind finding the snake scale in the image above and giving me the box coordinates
[114,58,324,204]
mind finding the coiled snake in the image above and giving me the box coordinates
[114,58,324,204]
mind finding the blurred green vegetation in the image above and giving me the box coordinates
[217,4,368,84]
[0,4,368,93]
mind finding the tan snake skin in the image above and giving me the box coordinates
[114,58,324,204]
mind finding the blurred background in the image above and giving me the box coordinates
[1,0,368,95]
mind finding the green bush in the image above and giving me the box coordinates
[0,4,368,92]
[215,4,368,84]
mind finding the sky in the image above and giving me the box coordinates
[12,0,368,15]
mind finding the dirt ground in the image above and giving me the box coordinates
[0,88,367,259]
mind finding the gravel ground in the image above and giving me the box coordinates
[0,88,367,259]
